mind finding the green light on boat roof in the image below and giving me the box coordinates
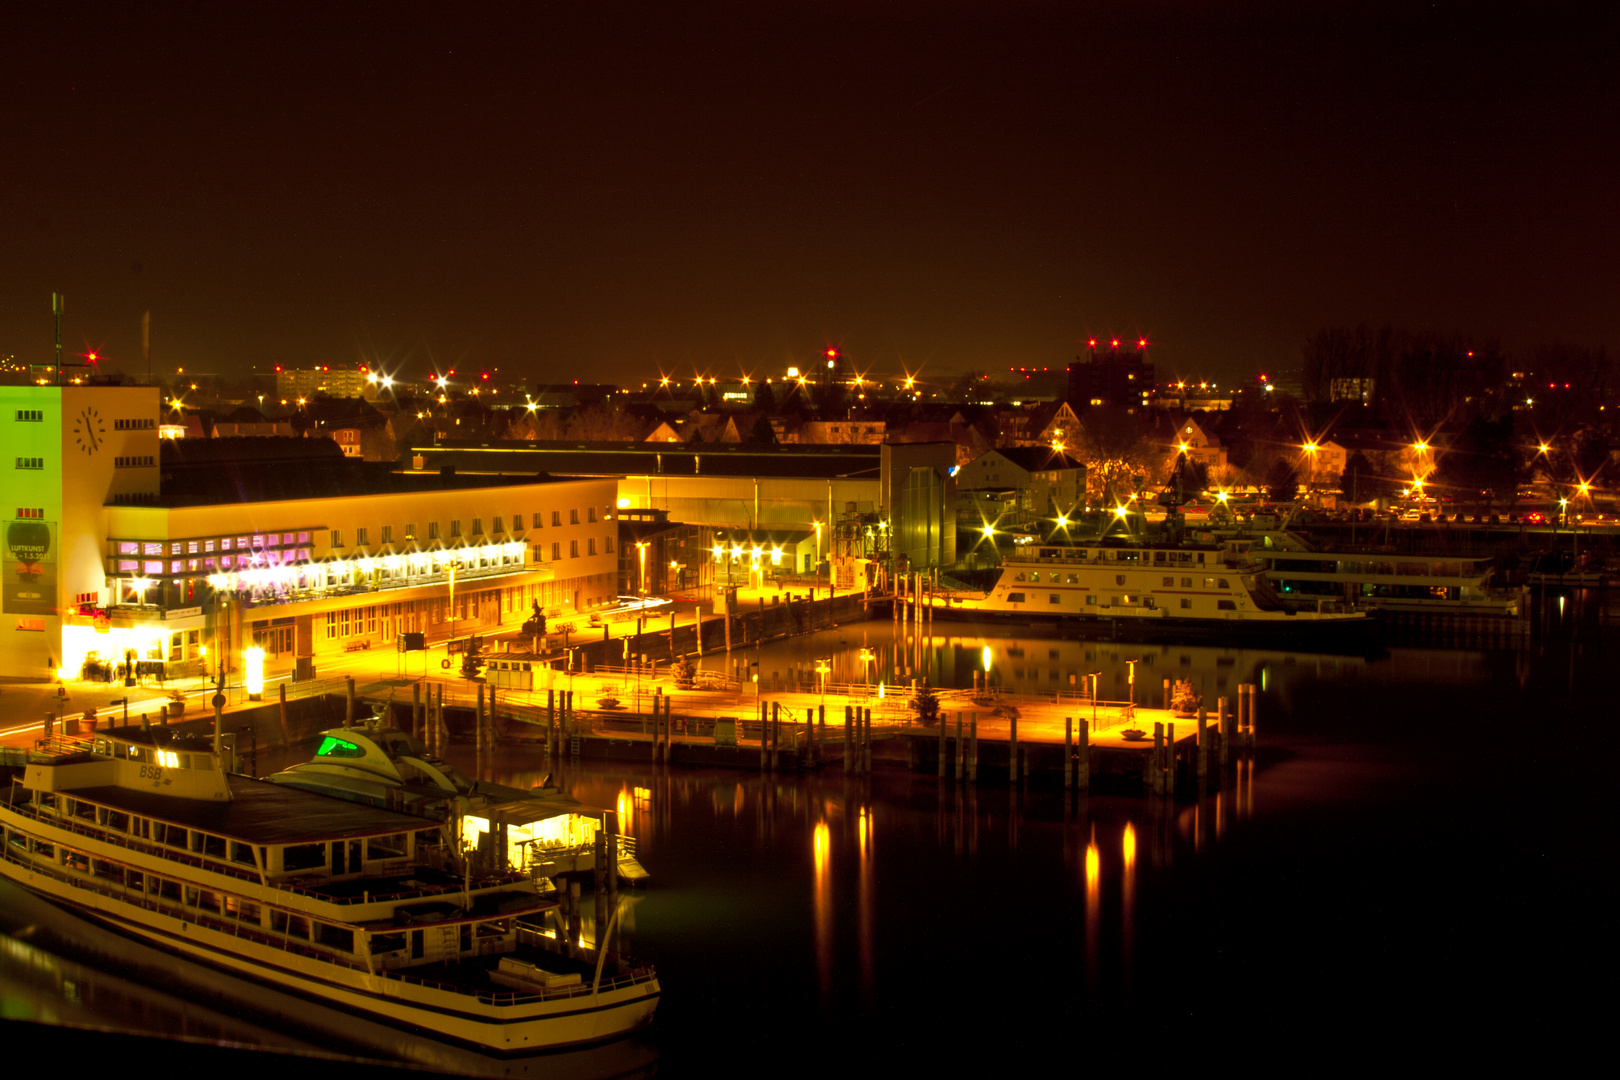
[316,735,363,758]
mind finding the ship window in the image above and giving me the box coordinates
[1014,573,1026,582]
[1144,598,1155,609]
[1204,577,1215,588]
[271,910,310,939]
[372,931,408,956]
[1086,595,1097,605]
[1218,578,1231,589]
[1007,592,1026,603]
[1181,598,1193,609]
[316,735,366,758]
[1163,577,1174,587]
[1050,594,1061,604]
[282,843,325,872]
[1066,574,1078,584]
[1182,578,1192,587]
[315,923,356,953]
[368,834,407,860]
[1218,599,1237,610]
[226,897,260,923]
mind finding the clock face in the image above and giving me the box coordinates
[74,406,105,455]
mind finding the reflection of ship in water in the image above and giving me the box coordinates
[0,870,660,1079]
[834,622,1374,710]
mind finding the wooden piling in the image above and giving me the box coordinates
[345,676,356,726]
[848,705,861,773]
[1246,684,1257,747]
[771,701,780,772]
[954,711,964,780]
[1008,709,1019,784]
[593,830,607,944]
[1218,696,1229,768]
[411,682,421,741]
[278,684,289,747]
[969,713,978,783]
[1064,716,1073,789]
[938,709,948,778]
[1166,721,1176,798]
[1196,706,1208,787]
[605,811,620,910]
[1076,719,1090,791]
[863,708,873,773]
[477,682,486,754]
[1152,722,1164,797]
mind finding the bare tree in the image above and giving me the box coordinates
[1074,406,1156,500]
[567,402,644,442]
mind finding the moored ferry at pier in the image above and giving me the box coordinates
[266,719,649,883]
[1197,528,1525,616]
[0,725,659,1053]
[934,539,1368,637]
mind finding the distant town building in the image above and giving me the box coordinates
[1066,340,1155,409]
[275,366,375,401]
[955,445,1086,529]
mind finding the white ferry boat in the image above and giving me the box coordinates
[0,725,660,1054]
[266,719,649,883]
[1198,528,1525,616]
[934,539,1369,637]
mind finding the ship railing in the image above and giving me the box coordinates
[271,868,534,907]
[5,802,264,885]
[30,734,97,759]
[1,845,372,972]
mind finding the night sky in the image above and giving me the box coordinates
[2,1,1614,390]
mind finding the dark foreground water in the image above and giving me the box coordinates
[5,599,1614,1072]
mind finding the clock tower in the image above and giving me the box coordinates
[0,383,160,679]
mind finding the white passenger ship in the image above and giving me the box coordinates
[1197,528,1525,616]
[0,725,659,1053]
[266,719,649,883]
[935,539,1369,637]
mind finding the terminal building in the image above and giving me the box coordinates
[1,384,616,683]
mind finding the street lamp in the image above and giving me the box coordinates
[1302,442,1318,507]
[636,541,648,598]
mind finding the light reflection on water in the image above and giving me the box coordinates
[10,615,1610,1067]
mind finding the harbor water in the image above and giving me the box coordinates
[3,594,1612,1072]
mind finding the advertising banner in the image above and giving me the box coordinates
[3,518,58,615]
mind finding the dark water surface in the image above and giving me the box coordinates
[5,603,1613,1071]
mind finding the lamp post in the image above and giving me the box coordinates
[1302,442,1318,508]
[636,542,648,598]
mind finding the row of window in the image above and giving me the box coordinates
[13,409,43,422]
[113,455,155,468]
[331,508,601,548]
[1005,591,1238,612]
[14,457,43,469]
[118,533,316,558]
[1013,571,1232,589]
[114,418,156,430]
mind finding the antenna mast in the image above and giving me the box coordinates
[52,292,64,385]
